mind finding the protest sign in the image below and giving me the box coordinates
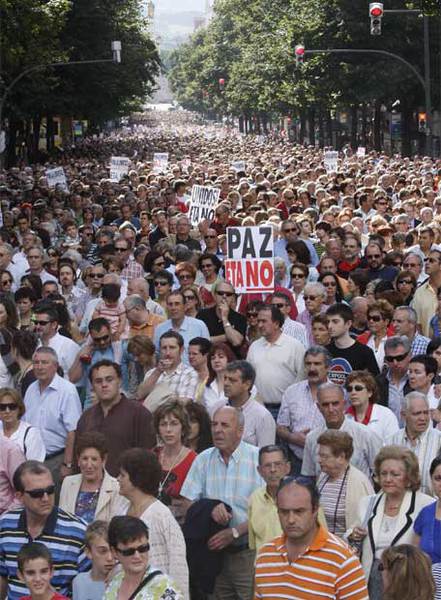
[324,151,339,172]
[153,153,169,173]
[188,185,220,226]
[231,160,246,172]
[110,156,130,182]
[357,147,366,158]
[224,226,274,294]
[46,167,68,192]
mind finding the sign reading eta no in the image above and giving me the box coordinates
[224,226,274,294]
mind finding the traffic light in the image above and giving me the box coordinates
[218,78,225,92]
[295,45,305,66]
[418,112,427,132]
[369,3,384,35]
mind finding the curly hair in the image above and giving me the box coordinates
[374,445,420,492]
[119,448,162,496]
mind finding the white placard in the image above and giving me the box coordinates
[231,160,246,172]
[153,153,169,173]
[110,156,130,182]
[45,167,68,191]
[188,185,221,226]
[224,226,274,294]
[357,147,366,158]
[324,151,339,172]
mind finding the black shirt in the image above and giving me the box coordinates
[197,306,247,358]
[326,340,380,385]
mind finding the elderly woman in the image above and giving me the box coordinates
[346,371,399,441]
[117,447,189,599]
[297,282,327,346]
[357,299,395,370]
[290,262,309,314]
[317,430,373,537]
[0,388,45,460]
[349,445,433,600]
[60,432,124,523]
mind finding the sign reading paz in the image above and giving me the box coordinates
[224,226,274,294]
[188,185,220,226]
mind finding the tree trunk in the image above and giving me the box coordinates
[318,109,324,148]
[361,104,367,147]
[300,112,306,144]
[5,118,19,168]
[350,105,357,149]
[401,104,412,157]
[373,102,381,151]
[326,110,333,147]
[308,107,315,145]
[238,115,244,133]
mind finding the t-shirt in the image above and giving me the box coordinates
[326,340,380,385]
[197,306,247,358]
[72,571,106,600]
[20,594,68,600]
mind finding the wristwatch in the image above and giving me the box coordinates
[231,527,240,539]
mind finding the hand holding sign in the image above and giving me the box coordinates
[189,185,220,226]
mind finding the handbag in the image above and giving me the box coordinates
[128,569,162,600]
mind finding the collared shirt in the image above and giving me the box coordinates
[282,317,308,348]
[411,280,438,337]
[120,255,144,282]
[247,333,305,406]
[144,362,198,401]
[387,426,441,495]
[254,528,368,600]
[181,441,263,529]
[297,307,328,346]
[411,332,431,356]
[248,487,282,551]
[43,331,80,378]
[277,379,326,459]
[302,417,382,478]
[129,312,165,339]
[0,438,24,515]
[0,507,90,600]
[23,374,82,454]
[227,399,276,448]
[75,396,155,476]
[153,316,210,365]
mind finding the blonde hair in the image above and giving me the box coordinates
[382,544,435,600]
[374,445,420,492]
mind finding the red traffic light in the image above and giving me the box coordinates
[295,45,305,56]
[218,78,225,85]
[370,6,382,16]
[369,3,383,17]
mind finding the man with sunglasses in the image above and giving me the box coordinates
[274,219,319,268]
[411,249,441,337]
[0,461,90,600]
[364,241,398,282]
[376,336,413,425]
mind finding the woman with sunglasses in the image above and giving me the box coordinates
[0,270,13,298]
[357,299,395,370]
[144,251,168,299]
[346,371,399,441]
[152,270,173,310]
[290,262,309,314]
[246,300,263,344]
[0,388,45,460]
[182,285,201,318]
[197,253,222,307]
[318,272,344,306]
[394,270,417,306]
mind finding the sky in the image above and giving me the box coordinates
[157,0,205,11]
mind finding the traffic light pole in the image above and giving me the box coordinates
[304,48,432,156]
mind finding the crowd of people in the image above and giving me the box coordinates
[1,110,441,599]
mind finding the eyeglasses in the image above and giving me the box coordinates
[385,352,409,363]
[323,281,336,287]
[24,485,56,499]
[346,384,366,392]
[33,319,52,326]
[1,279,12,285]
[178,274,193,280]
[201,263,214,269]
[272,303,286,309]
[154,280,168,286]
[283,228,298,233]
[0,403,18,412]
[247,312,258,317]
[184,295,196,302]
[115,247,128,253]
[116,543,150,557]
[397,279,412,285]
[304,295,318,301]
[204,235,217,239]
[89,273,104,278]
[216,291,234,297]
[366,254,381,259]
[92,334,110,344]
[368,315,383,322]
[291,273,305,279]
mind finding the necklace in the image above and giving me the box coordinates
[158,447,185,497]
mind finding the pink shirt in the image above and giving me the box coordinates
[0,437,25,514]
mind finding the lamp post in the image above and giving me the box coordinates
[0,41,122,154]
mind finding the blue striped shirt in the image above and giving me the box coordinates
[0,507,90,600]
[180,441,263,527]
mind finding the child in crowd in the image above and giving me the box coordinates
[72,520,115,600]
[92,282,127,340]
[17,542,68,600]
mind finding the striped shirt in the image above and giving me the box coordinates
[387,426,441,495]
[254,528,368,600]
[0,507,90,600]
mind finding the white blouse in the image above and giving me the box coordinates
[0,420,46,461]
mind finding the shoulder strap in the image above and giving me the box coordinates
[23,425,32,455]
[128,569,162,600]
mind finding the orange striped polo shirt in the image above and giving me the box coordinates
[254,526,368,600]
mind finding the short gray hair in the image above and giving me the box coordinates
[402,391,429,412]
[384,335,411,354]
[394,306,417,324]
[33,346,58,363]
[305,345,332,367]
[125,294,146,311]
[403,251,423,267]
[317,382,344,402]
[212,405,245,428]
[304,282,326,297]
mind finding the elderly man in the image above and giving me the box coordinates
[0,461,90,600]
[392,306,430,356]
[124,294,165,339]
[175,215,201,251]
[181,406,263,600]
[247,305,305,419]
[411,249,441,337]
[297,282,327,346]
[270,292,308,348]
[25,246,57,284]
[127,277,165,316]
[24,347,82,484]
[0,243,27,291]
[254,478,368,600]
[376,336,412,424]
[277,346,329,474]
[301,382,381,480]
[403,251,427,285]
[387,391,441,495]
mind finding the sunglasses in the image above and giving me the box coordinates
[368,315,383,322]
[291,273,305,279]
[24,485,56,499]
[116,543,150,557]
[216,291,234,297]
[33,319,52,326]
[178,274,193,280]
[247,312,258,317]
[1,279,12,284]
[92,334,110,343]
[397,279,412,285]
[283,228,298,233]
[366,254,381,259]
[0,403,18,412]
[184,295,195,302]
[115,247,128,253]
[304,295,318,301]
[272,303,286,309]
[205,235,217,239]
[385,352,409,363]
[323,281,336,287]
[154,280,168,286]
[90,273,104,278]
[346,384,366,392]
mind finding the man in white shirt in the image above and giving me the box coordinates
[0,243,27,291]
[247,305,305,419]
[24,347,82,486]
[25,246,57,284]
[33,303,80,377]
[301,382,381,480]
[270,292,308,348]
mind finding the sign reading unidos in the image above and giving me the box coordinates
[224,226,274,294]
[188,185,220,226]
